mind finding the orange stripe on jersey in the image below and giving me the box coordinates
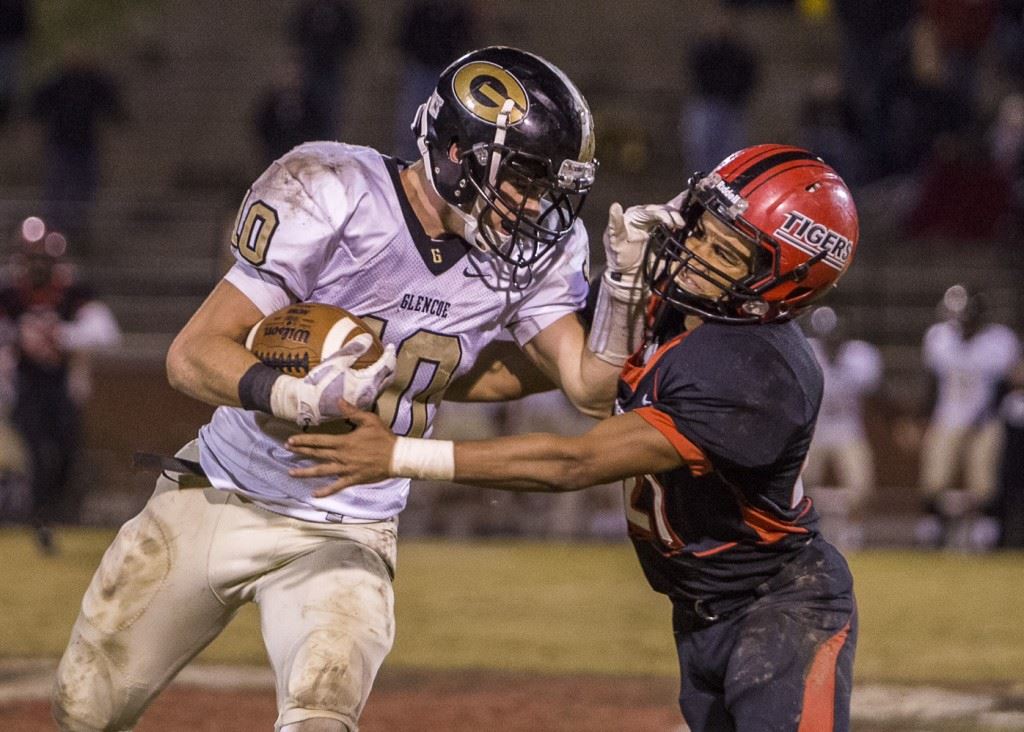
[635,406,712,477]
[620,332,688,393]
[740,502,810,544]
[692,541,738,557]
[797,620,852,732]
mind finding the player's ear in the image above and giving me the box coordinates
[448,143,460,163]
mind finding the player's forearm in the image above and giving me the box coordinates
[571,348,622,416]
[166,331,258,406]
[451,433,597,492]
[528,315,621,418]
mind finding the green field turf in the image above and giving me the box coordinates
[2,528,1023,684]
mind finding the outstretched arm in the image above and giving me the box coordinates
[286,401,683,497]
[459,203,684,417]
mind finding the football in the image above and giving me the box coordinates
[245,302,384,376]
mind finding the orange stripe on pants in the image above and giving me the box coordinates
[797,620,851,732]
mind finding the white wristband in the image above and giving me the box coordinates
[586,269,647,366]
[390,436,455,480]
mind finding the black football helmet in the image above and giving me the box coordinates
[413,46,597,269]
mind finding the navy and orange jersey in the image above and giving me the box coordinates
[0,274,93,394]
[616,318,824,600]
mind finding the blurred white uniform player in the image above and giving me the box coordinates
[52,48,670,731]
[804,307,882,548]
[917,285,1020,548]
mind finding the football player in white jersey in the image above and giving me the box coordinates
[52,47,673,731]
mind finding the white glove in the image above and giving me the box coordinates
[270,336,397,428]
[602,202,685,294]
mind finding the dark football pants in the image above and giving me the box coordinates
[672,538,857,732]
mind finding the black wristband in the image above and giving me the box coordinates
[238,362,280,412]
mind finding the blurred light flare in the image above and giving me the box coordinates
[21,216,46,242]
[44,232,67,258]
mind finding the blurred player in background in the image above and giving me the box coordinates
[0,225,120,554]
[916,284,1021,549]
[803,305,883,549]
[290,145,862,732]
[0,312,30,527]
[994,358,1024,547]
[52,47,668,731]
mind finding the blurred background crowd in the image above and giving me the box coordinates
[1,0,1024,554]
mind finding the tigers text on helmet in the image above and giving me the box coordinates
[642,144,859,324]
[412,46,597,270]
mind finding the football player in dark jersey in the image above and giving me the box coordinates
[289,145,862,732]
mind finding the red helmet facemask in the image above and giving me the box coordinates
[642,145,859,324]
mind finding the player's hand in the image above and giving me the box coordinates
[271,339,397,428]
[18,309,63,367]
[286,399,397,497]
[602,202,685,289]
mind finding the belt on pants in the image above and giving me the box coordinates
[132,451,387,524]
[133,451,211,488]
[672,540,820,627]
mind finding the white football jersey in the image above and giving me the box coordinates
[808,338,882,446]
[198,142,589,522]
[924,320,1021,429]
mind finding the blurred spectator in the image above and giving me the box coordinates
[0,230,121,553]
[30,45,125,252]
[993,360,1024,547]
[832,0,915,180]
[904,128,1015,240]
[869,18,974,180]
[917,0,998,106]
[392,0,476,161]
[0,0,30,124]
[678,15,759,174]
[994,0,1024,80]
[916,285,1020,550]
[797,72,869,186]
[990,92,1024,180]
[287,0,361,139]
[253,57,332,166]
[990,91,1024,225]
[803,307,883,550]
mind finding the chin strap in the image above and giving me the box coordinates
[487,99,515,186]
[469,98,517,253]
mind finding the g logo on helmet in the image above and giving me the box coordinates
[451,61,529,126]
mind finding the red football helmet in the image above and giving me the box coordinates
[642,144,859,323]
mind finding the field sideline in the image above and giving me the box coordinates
[2,528,1023,684]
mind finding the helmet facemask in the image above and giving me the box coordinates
[459,139,593,268]
[643,173,830,324]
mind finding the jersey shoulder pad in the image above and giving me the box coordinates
[248,142,381,224]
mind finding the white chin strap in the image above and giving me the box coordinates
[472,100,517,253]
[415,96,517,253]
